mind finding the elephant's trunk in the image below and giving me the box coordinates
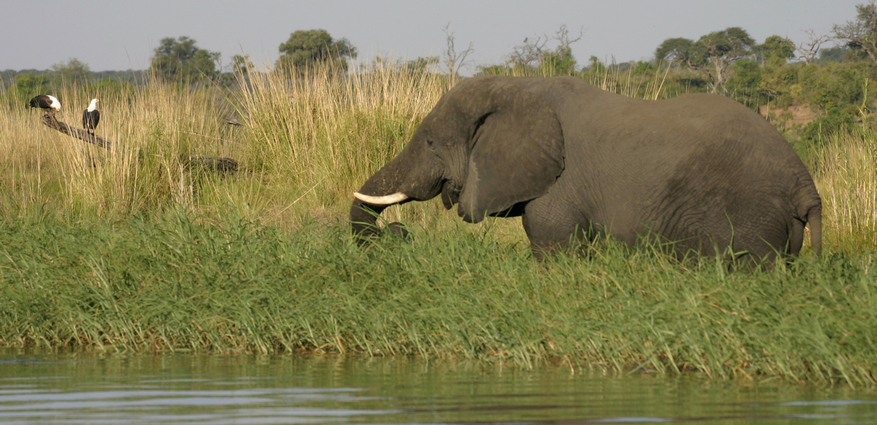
[350,150,416,240]
[350,198,389,240]
[350,135,444,241]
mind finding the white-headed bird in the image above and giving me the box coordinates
[82,99,100,134]
[27,94,61,118]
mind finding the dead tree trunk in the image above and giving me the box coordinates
[38,116,239,175]
[41,115,113,150]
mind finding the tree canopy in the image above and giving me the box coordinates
[275,29,357,74]
[149,36,221,83]
[834,0,877,63]
[758,35,796,66]
[655,27,755,93]
[50,58,92,85]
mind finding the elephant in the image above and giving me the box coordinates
[350,75,822,263]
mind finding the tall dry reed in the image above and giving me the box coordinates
[813,130,877,251]
[0,62,454,229]
[1,59,875,252]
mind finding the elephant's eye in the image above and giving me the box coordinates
[426,138,434,147]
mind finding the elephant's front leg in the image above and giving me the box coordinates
[521,198,591,260]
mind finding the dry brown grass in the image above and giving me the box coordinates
[814,130,877,251]
[1,60,874,252]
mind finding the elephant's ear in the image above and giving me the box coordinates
[457,87,564,223]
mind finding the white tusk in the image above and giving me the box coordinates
[353,192,409,205]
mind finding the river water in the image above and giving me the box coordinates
[0,350,874,424]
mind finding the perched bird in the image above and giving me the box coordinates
[82,99,100,134]
[27,94,61,118]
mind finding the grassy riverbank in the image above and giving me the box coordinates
[0,211,875,387]
[1,62,877,386]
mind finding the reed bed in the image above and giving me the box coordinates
[1,59,876,386]
[0,212,875,387]
[814,130,877,251]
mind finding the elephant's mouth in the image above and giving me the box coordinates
[440,180,460,210]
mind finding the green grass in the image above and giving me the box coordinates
[1,210,875,387]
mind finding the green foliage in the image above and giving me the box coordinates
[654,38,694,63]
[91,77,136,98]
[801,106,857,143]
[0,212,875,387]
[723,59,766,108]
[1,73,51,106]
[819,46,849,64]
[50,58,92,85]
[499,25,580,76]
[632,61,657,74]
[149,36,221,84]
[406,56,439,73]
[834,0,877,63]
[12,73,50,94]
[275,29,357,74]
[758,63,798,104]
[540,46,577,75]
[586,56,605,73]
[727,59,762,90]
[230,54,254,76]
[758,35,796,66]
[656,27,755,93]
[803,62,872,111]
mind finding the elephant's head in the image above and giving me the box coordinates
[351,76,565,239]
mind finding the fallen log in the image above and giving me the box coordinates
[40,115,112,150]
[39,115,239,175]
[185,156,239,174]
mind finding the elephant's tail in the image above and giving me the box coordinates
[808,205,822,257]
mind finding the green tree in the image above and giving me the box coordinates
[505,25,581,75]
[231,54,255,76]
[406,56,439,73]
[655,27,755,93]
[725,58,764,106]
[50,58,92,85]
[818,46,849,64]
[834,0,877,63]
[92,78,136,97]
[149,36,221,83]
[586,56,606,74]
[632,61,657,74]
[13,73,50,93]
[757,64,797,106]
[275,29,357,74]
[6,73,50,106]
[757,35,796,66]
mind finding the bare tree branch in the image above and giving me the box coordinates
[507,25,584,73]
[797,29,833,65]
[443,24,474,82]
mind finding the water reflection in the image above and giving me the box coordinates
[0,349,874,424]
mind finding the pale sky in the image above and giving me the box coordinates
[0,0,858,72]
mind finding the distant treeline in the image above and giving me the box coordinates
[3,0,876,146]
[0,69,144,88]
